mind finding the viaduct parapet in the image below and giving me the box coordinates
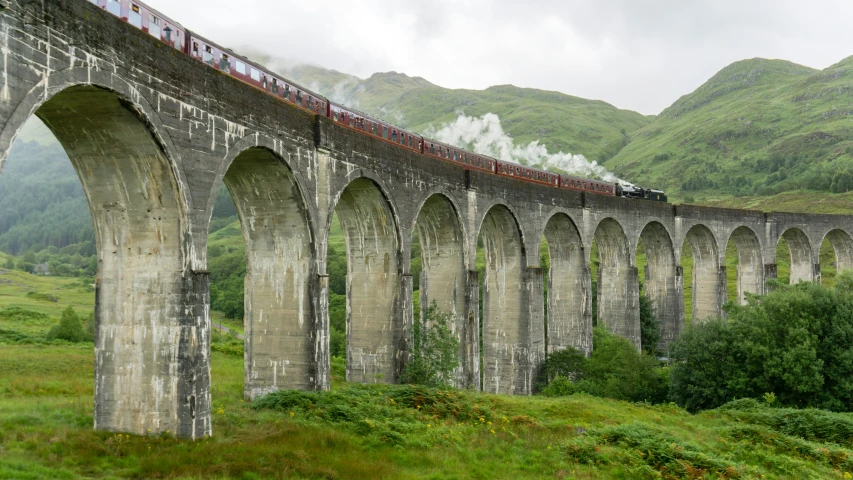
[1,0,852,438]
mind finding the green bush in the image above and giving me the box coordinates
[538,328,667,403]
[669,275,853,412]
[401,302,460,387]
[46,306,90,343]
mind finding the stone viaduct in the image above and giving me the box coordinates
[1,0,852,439]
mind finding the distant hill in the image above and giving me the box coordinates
[247,53,652,164]
[605,57,853,201]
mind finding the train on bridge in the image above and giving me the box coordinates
[86,0,667,203]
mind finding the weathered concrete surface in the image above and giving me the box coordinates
[223,147,315,399]
[4,0,853,438]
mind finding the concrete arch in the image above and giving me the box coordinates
[0,79,208,438]
[472,198,529,267]
[823,229,853,275]
[542,213,591,355]
[413,193,472,387]
[479,204,541,394]
[593,218,640,349]
[333,177,405,384]
[778,228,814,284]
[222,146,316,399]
[205,133,312,243]
[638,221,683,352]
[683,224,724,323]
[726,226,764,305]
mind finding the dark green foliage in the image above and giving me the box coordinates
[401,302,460,387]
[210,328,243,356]
[0,140,94,255]
[563,423,735,476]
[669,275,853,412]
[328,292,346,357]
[716,398,853,447]
[46,306,90,343]
[539,328,668,403]
[638,292,660,355]
[254,383,492,447]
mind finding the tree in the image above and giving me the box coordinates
[669,277,853,412]
[47,306,89,342]
[639,292,661,356]
[401,302,460,387]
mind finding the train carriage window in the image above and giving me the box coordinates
[219,53,231,73]
[106,0,121,17]
[295,90,303,105]
[372,123,378,135]
[149,15,161,38]
[382,126,388,139]
[164,26,172,44]
[203,46,214,66]
[271,78,279,95]
[129,4,142,28]
[333,109,339,121]
[306,96,313,109]
[192,41,199,57]
[430,144,435,154]
[392,130,397,142]
[235,61,246,75]
[453,151,458,161]
[262,75,268,90]
[250,68,260,81]
[283,84,291,99]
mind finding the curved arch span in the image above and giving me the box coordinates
[5,84,206,438]
[683,224,723,323]
[639,221,682,352]
[543,213,590,355]
[779,228,814,284]
[223,146,316,398]
[727,226,764,305]
[593,218,639,349]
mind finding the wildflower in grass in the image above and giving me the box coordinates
[490,429,495,434]
[480,417,485,422]
[289,411,295,417]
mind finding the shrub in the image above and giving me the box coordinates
[669,276,853,412]
[401,302,459,387]
[46,306,90,343]
[537,328,667,403]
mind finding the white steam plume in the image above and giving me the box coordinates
[427,113,621,182]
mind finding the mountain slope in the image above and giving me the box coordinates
[273,64,651,162]
[605,57,853,200]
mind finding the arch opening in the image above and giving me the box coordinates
[775,228,813,285]
[637,222,682,353]
[412,194,471,387]
[478,205,535,394]
[726,226,763,305]
[542,214,590,355]
[681,225,722,324]
[592,218,639,349]
[0,85,204,437]
[333,178,403,384]
[216,147,314,399]
[822,229,853,284]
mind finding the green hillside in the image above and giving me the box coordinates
[277,65,651,163]
[606,57,853,202]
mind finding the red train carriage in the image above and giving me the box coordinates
[559,175,615,195]
[89,0,185,51]
[329,103,422,153]
[495,161,559,187]
[423,139,496,173]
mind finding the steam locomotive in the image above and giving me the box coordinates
[85,0,667,202]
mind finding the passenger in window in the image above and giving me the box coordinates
[220,54,231,73]
[192,42,199,56]
[272,78,279,95]
[392,130,397,142]
[284,85,291,99]
[262,75,268,90]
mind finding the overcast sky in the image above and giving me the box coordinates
[144,0,853,115]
